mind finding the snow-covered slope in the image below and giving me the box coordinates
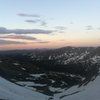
[0,76,100,100]
[0,77,48,100]
[59,76,100,100]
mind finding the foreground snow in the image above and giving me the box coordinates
[53,76,100,100]
[0,76,100,100]
[0,77,48,100]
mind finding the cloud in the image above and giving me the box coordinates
[0,39,26,45]
[98,27,100,30]
[59,39,65,41]
[36,41,49,43]
[25,20,39,23]
[17,13,40,18]
[54,26,67,33]
[18,13,47,27]
[0,33,49,45]
[0,27,53,34]
[85,25,93,30]
[40,21,47,26]
[70,21,74,24]
[0,39,49,45]
[55,26,67,30]
[25,19,47,26]
[0,34,37,40]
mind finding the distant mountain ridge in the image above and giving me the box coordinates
[29,46,100,64]
[26,46,100,76]
[0,46,100,76]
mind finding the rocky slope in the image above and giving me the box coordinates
[0,46,100,100]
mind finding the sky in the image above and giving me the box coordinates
[0,0,100,50]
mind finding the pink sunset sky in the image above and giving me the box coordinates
[0,0,100,50]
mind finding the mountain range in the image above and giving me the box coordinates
[0,46,100,100]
